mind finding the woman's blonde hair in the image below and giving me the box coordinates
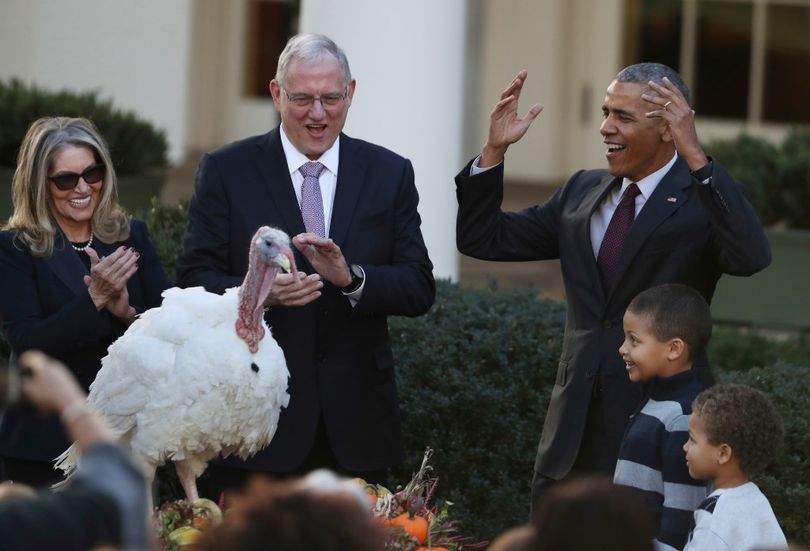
[3,117,130,257]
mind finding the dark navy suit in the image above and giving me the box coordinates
[177,128,435,473]
[0,220,169,470]
[455,157,770,481]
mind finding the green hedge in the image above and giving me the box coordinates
[138,197,188,283]
[706,126,810,229]
[708,327,810,373]
[777,127,810,230]
[0,79,167,175]
[705,134,781,226]
[389,280,565,541]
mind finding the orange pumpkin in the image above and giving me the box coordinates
[390,512,429,544]
[191,515,212,530]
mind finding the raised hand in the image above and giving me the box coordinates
[481,70,544,168]
[292,233,353,288]
[83,246,139,311]
[642,77,709,171]
[18,350,86,415]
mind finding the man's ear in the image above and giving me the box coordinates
[666,337,686,361]
[269,80,282,110]
[659,118,674,143]
[345,79,357,106]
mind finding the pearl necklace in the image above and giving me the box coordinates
[71,233,94,253]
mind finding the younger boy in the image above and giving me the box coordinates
[683,384,787,551]
[613,284,710,551]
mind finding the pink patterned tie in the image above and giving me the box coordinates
[597,182,641,291]
[299,161,326,237]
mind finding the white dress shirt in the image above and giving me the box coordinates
[280,124,340,237]
[588,153,677,257]
[279,125,365,303]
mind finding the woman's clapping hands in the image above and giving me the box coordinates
[84,246,139,323]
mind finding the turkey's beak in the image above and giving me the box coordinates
[274,247,297,277]
[273,246,302,285]
[275,252,291,273]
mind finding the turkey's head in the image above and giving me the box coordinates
[236,226,298,353]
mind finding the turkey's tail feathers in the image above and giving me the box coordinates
[51,443,78,489]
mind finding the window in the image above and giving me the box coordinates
[763,3,810,122]
[694,1,752,118]
[624,0,682,71]
[244,0,299,98]
[624,0,810,123]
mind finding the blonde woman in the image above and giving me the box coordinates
[0,117,169,486]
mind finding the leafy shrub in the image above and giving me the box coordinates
[719,363,810,545]
[705,125,810,229]
[706,134,781,226]
[777,127,810,230]
[781,125,810,158]
[136,197,188,283]
[0,79,167,174]
[708,327,810,373]
[389,280,566,542]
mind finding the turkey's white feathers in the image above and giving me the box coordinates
[55,285,290,481]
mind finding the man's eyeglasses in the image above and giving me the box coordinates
[284,89,348,109]
[48,163,106,191]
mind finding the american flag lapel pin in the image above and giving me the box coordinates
[667,197,677,203]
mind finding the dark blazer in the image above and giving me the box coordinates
[176,128,435,472]
[0,219,169,462]
[455,156,771,479]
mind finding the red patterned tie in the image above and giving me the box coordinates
[299,161,326,237]
[597,182,641,291]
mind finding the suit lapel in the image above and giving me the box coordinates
[254,129,307,237]
[329,134,368,246]
[574,173,620,306]
[43,234,90,297]
[606,158,691,300]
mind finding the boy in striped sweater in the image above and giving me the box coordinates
[613,284,709,550]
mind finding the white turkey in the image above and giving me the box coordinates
[56,226,296,501]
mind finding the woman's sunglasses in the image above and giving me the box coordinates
[49,163,106,191]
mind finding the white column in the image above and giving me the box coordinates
[300,0,466,281]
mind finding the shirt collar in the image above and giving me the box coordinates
[648,367,698,397]
[619,152,678,200]
[279,124,340,177]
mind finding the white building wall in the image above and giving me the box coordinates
[476,0,567,182]
[562,0,627,176]
[475,0,627,183]
[300,0,467,281]
[0,0,193,164]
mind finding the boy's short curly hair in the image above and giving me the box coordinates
[692,384,784,476]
